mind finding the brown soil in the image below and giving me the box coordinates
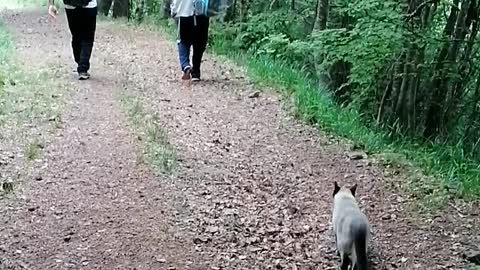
[0,9,479,270]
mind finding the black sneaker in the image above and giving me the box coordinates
[78,72,90,80]
[182,66,192,81]
[191,71,201,82]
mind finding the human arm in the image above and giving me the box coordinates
[170,0,178,18]
[47,0,58,18]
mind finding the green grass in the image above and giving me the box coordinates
[121,93,176,175]
[148,18,480,201]
[25,141,40,160]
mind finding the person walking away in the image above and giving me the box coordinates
[171,0,210,82]
[48,0,98,80]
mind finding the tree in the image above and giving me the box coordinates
[313,0,328,31]
[98,0,113,16]
[113,0,129,18]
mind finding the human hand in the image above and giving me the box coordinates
[48,5,58,19]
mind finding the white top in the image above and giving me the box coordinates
[170,0,194,17]
[65,0,97,9]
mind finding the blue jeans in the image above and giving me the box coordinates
[175,16,210,74]
[177,40,191,71]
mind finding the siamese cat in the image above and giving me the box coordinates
[332,181,370,270]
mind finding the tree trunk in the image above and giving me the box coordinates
[444,0,478,128]
[408,43,425,134]
[390,51,406,120]
[407,52,419,134]
[395,47,413,128]
[163,0,172,18]
[240,0,248,22]
[98,0,113,16]
[112,0,129,18]
[377,66,394,125]
[312,0,330,90]
[423,0,461,138]
[133,0,145,22]
[223,0,237,22]
[464,73,480,155]
[313,0,328,31]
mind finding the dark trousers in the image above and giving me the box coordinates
[65,7,97,73]
[176,15,210,75]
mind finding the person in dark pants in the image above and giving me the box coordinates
[48,0,97,80]
[171,0,210,82]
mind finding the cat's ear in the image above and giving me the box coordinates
[333,181,341,197]
[350,183,358,197]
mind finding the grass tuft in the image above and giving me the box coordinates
[25,141,40,160]
[121,94,176,175]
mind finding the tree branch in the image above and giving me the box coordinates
[405,0,440,20]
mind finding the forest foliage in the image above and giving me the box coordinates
[99,0,480,198]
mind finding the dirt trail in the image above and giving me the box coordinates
[0,9,478,270]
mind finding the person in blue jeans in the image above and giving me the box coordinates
[171,0,210,82]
